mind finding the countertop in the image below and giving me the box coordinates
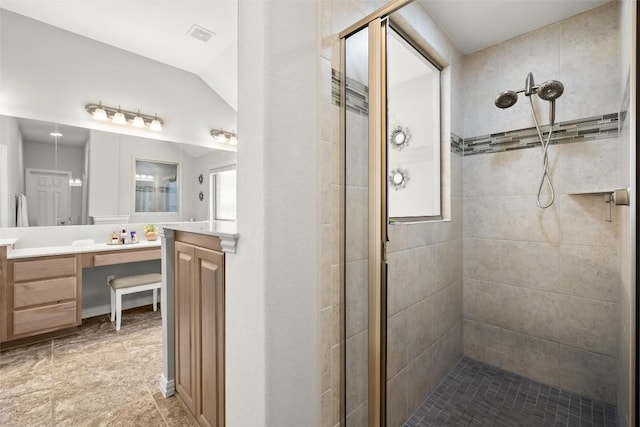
[0,238,18,247]
[161,222,238,239]
[8,239,161,260]
[161,222,239,253]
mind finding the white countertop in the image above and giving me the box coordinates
[161,222,238,239]
[8,239,161,260]
[0,238,18,247]
[161,222,239,253]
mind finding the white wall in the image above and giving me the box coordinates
[87,130,120,218]
[0,9,236,151]
[228,0,318,425]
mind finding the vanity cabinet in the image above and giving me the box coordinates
[174,232,225,427]
[0,244,161,348]
[5,255,82,340]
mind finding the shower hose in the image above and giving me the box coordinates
[529,96,555,208]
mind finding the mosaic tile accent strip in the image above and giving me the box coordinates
[332,68,369,116]
[463,113,621,156]
[404,357,618,427]
[451,133,463,155]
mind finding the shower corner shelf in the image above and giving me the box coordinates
[567,189,614,195]
[568,188,630,222]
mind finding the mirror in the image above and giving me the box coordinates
[0,115,235,227]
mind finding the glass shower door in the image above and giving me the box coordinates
[344,25,370,427]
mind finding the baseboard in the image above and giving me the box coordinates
[82,295,160,319]
[160,374,175,397]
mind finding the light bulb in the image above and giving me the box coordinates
[113,107,126,125]
[132,115,145,128]
[93,106,108,121]
[150,114,162,131]
[216,132,227,143]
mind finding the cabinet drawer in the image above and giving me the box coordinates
[13,301,77,337]
[14,277,76,309]
[93,248,161,266]
[13,257,76,282]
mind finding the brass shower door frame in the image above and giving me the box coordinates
[340,1,413,425]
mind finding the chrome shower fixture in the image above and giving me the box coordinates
[494,72,565,209]
[494,72,564,125]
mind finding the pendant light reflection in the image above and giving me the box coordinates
[210,128,237,146]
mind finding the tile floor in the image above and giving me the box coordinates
[0,306,194,426]
[404,357,618,427]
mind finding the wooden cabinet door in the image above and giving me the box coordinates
[174,242,197,414]
[195,247,225,427]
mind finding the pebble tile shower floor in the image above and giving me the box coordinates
[404,357,617,427]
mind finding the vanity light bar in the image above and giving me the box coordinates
[85,103,164,131]
[210,128,237,145]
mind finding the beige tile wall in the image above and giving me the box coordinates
[463,2,620,139]
[462,2,621,405]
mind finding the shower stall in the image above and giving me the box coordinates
[340,1,636,426]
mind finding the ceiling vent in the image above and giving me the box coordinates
[187,24,215,43]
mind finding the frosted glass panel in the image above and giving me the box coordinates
[387,29,441,220]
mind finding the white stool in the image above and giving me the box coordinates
[106,273,162,331]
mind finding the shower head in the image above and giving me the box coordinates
[538,80,564,126]
[495,90,518,109]
[537,80,564,101]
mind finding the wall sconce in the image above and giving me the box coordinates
[86,102,164,131]
[210,128,237,145]
[68,178,83,187]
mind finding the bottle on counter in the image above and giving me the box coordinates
[120,229,126,245]
[130,231,137,243]
[111,232,119,244]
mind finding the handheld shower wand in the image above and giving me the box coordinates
[494,72,565,208]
